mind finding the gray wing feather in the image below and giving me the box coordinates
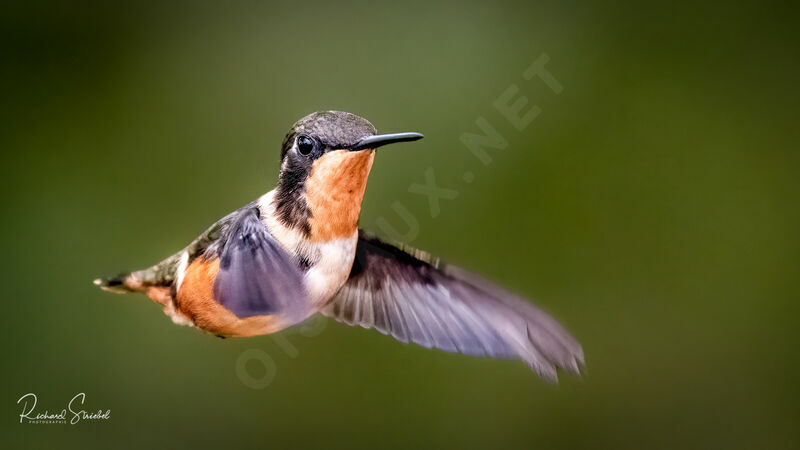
[92,211,239,293]
[212,206,309,321]
[126,210,237,287]
[322,231,584,381]
[125,204,310,325]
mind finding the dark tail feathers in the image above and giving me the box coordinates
[93,272,136,293]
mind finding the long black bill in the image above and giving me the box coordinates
[353,132,424,150]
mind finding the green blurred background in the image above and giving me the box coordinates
[2,1,798,449]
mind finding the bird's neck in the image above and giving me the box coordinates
[272,150,375,242]
[304,150,374,242]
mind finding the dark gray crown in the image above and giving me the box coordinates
[281,111,377,160]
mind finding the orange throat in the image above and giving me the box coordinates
[304,149,375,242]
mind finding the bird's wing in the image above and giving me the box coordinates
[95,210,238,292]
[322,230,584,381]
[205,204,310,322]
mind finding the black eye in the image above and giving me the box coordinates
[297,135,314,156]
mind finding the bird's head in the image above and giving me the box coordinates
[273,111,422,241]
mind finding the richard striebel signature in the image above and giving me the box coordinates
[17,393,111,425]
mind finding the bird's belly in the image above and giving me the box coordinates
[302,233,359,307]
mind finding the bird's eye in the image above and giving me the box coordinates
[297,135,314,156]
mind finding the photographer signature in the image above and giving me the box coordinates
[17,393,111,425]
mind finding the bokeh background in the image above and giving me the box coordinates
[2,1,798,449]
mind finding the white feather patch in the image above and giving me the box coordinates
[174,251,189,291]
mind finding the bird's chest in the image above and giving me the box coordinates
[259,191,359,306]
[296,232,359,306]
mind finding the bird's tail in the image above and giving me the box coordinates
[92,272,142,294]
[94,248,183,295]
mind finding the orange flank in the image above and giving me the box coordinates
[144,285,172,306]
[176,258,286,337]
[304,149,375,242]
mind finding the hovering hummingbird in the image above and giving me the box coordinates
[95,111,583,381]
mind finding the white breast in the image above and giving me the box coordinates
[258,191,358,307]
[301,235,358,306]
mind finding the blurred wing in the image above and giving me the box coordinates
[322,231,584,381]
[211,205,309,323]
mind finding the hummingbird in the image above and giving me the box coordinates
[95,111,584,381]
